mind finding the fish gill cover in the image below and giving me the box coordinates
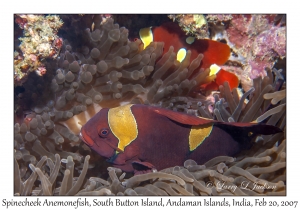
[14,14,286,196]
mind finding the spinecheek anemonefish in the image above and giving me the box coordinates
[80,104,281,174]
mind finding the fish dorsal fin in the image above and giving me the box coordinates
[152,107,216,126]
[151,106,281,137]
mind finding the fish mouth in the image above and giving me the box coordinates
[79,130,94,147]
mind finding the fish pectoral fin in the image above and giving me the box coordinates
[132,161,156,175]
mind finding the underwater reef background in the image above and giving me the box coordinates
[13,14,286,196]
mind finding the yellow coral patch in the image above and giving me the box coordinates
[139,27,153,49]
[177,48,187,62]
[194,14,207,27]
[189,123,213,151]
[108,104,138,152]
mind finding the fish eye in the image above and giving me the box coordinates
[99,128,109,137]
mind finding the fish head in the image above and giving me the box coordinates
[80,108,119,159]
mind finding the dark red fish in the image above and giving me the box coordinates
[80,104,281,174]
[150,22,231,70]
